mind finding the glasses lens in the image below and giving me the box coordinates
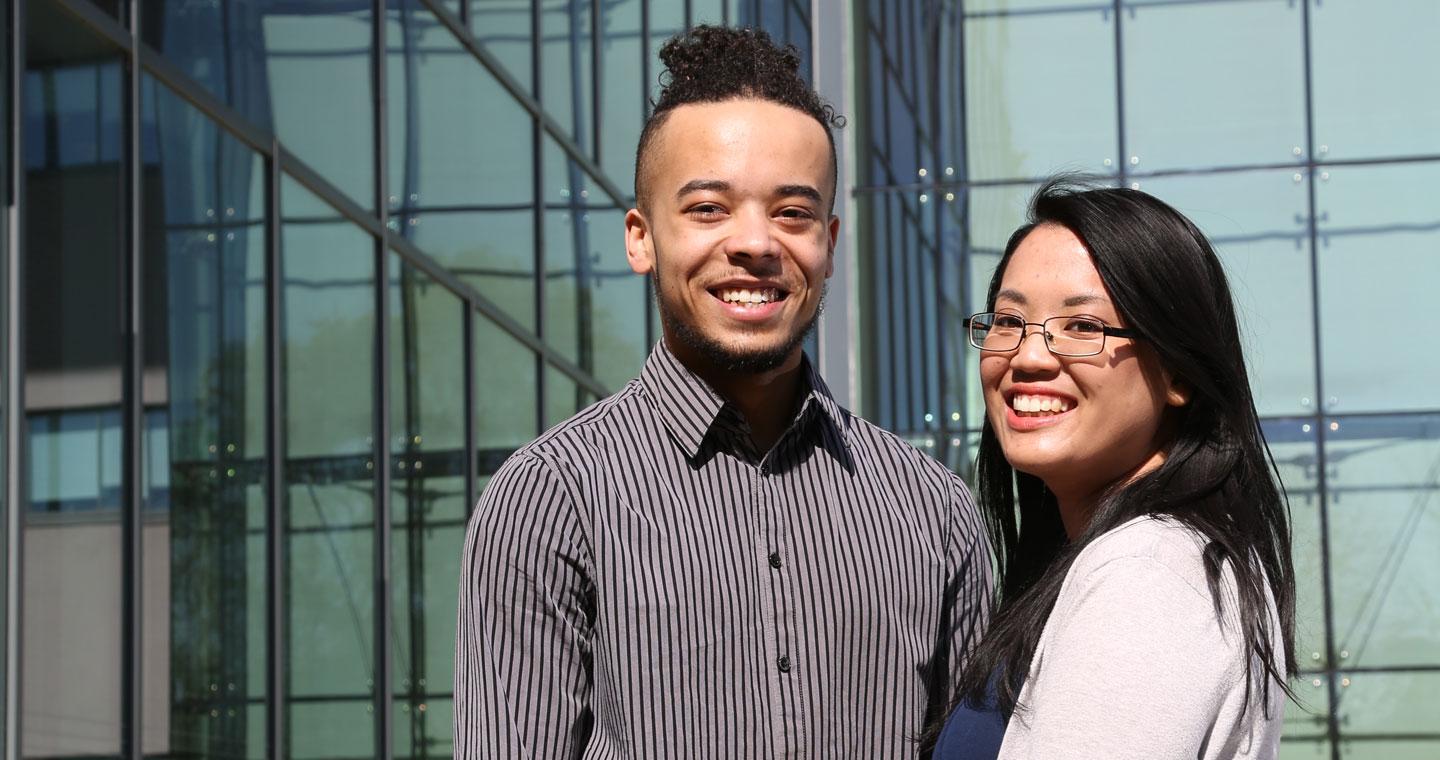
[970,312,1024,351]
[1045,316,1106,356]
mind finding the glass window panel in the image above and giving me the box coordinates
[963,183,1033,428]
[691,0,727,25]
[964,0,1097,12]
[21,5,125,754]
[1325,415,1440,670]
[964,10,1116,181]
[1340,738,1440,760]
[1311,1,1440,162]
[544,364,593,429]
[648,0,685,94]
[471,0,532,93]
[586,207,647,389]
[281,175,377,756]
[544,137,636,384]
[1262,420,1326,671]
[540,0,593,157]
[1122,0,1306,172]
[387,0,537,330]
[475,315,538,458]
[1316,163,1440,414]
[387,257,465,759]
[1280,676,1331,750]
[1138,171,1314,417]
[1335,671,1440,748]
[144,0,376,209]
[598,0,643,194]
[140,74,269,759]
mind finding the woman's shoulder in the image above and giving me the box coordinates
[1068,515,1216,594]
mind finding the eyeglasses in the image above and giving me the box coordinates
[964,311,1138,357]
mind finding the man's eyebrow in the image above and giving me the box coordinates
[676,179,730,200]
[776,184,823,204]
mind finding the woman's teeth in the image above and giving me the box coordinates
[1011,394,1071,416]
[718,287,781,307]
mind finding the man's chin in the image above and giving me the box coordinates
[667,323,805,375]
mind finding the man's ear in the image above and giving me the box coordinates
[825,214,840,278]
[625,208,654,275]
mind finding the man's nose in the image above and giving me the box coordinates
[723,206,778,260]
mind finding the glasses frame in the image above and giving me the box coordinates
[963,311,1140,358]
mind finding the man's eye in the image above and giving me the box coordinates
[689,204,724,216]
[778,207,814,220]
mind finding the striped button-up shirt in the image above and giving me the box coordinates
[456,342,991,759]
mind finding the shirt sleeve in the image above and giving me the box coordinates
[454,452,595,759]
[949,477,994,670]
[997,555,1241,760]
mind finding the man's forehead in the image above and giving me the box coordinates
[649,99,833,195]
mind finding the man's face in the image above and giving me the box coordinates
[625,98,839,376]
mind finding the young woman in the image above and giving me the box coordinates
[933,180,1296,759]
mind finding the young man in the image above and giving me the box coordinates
[455,26,990,759]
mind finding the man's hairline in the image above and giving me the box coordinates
[633,97,840,217]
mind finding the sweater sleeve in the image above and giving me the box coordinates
[997,554,1242,760]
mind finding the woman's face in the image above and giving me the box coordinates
[980,223,1188,506]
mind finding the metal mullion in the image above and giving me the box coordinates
[121,0,144,754]
[590,0,601,169]
[926,3,946,457]
[264,143,287,760]
[955,0,972,464]
[4,0,25,753]
[1113,0,1127,183]
[532,0,546,436]
[463,303,476,516]
[371,0,394,752]
[640,0,653,350]
[1298,1,1340,757]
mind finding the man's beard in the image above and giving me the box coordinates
[652,267,825,375]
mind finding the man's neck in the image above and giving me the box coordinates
[667,338,806,454]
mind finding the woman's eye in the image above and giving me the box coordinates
[1066,319,1104,334]
[993,315,1025,330]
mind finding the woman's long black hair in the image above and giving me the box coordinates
[955,177,1298,718]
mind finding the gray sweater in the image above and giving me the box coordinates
[998,516,1286,760]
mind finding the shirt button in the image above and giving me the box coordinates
[777,656,792,673]
[768,552,782,569]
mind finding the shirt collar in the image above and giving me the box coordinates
[639,340,848,460]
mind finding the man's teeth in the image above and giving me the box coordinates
[1011,394,1071,415]
[718,287,781,306]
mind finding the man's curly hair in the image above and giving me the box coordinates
[634,25,845,213]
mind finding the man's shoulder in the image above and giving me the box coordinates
[839,410,967,488]
[511,378,651,464]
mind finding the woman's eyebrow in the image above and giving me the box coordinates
[1063,293,1109,308]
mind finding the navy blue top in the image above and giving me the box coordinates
[931,678,1010,760]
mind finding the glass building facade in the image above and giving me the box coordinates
[854,2,1440,759]
[0,0,1435,758]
